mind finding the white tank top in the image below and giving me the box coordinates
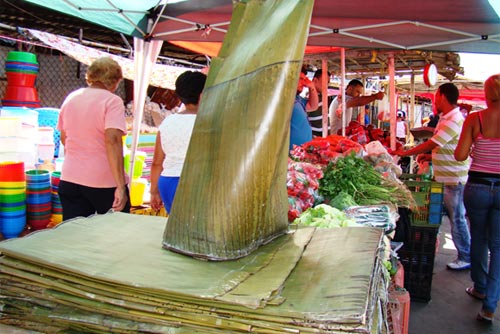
[158,113,196,177]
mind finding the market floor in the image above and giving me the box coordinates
[409,216,500,334]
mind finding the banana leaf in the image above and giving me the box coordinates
[163,0,314,260]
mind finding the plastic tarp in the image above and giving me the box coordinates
[28,29,189,90]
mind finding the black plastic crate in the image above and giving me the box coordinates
[403,225,439,254]
[397,226,439,302]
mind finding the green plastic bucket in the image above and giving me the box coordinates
[6,51,38,64]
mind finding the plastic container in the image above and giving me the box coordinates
[0,213,26,239]
[3,86,40,102]
[36,108,61,156]
[0,107,38,127]
[124,151,147,178]
[5,62,39,74]
[388,288,411,334]
[6,51,38,64]
[0,117,22,137]
[130,178,147,206]
[38,143,55,160]
[397,225,439,302]
[0,162,25,182]
[0,137,36,153]
[37,127,54,144]
[399,174,444,227]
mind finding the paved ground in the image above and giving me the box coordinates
[409,217,500,334]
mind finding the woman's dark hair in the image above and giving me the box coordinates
[175,71,207,105]
[438,83,459,105]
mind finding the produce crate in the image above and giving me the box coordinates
[397,225,439,302]
[400,174,444,227]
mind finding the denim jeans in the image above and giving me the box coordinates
[443,183,471,263]
[464,180,500,313]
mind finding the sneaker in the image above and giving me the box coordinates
[447,260,471,270]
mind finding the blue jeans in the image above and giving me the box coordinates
[444,183,471,263]
[464,180,500,313]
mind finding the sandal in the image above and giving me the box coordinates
[477,310,494,324]
[466,287,485,300]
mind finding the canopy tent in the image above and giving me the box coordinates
[22,0,500,175]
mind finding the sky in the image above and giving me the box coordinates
[458,52,500,81]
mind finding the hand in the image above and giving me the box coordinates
[150,192,163,212]
[374,91,385,100]
[112,185,128,212]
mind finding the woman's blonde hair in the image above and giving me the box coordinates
[86,57,123,90]
[484,74,500,104]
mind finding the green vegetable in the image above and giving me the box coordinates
[330,191,358,210]
[292,204,357,228]
[319,152,416,208]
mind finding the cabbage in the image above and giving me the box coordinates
[292,204,357,228]
[330,191,357,210]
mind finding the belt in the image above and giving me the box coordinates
[468,177,500,186]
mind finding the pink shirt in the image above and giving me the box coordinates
[57,87,127,188]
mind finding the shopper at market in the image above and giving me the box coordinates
[289,69,319,150]
[150,71,207,213]
[395,82,471,270]
[454,74,500,323]
[396,110,408,143]
[57,57,130,220]
[307,69,331,137]
[329,79,384,135]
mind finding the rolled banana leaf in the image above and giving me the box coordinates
[163,0,314,260]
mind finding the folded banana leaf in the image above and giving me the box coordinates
[0,213,389,333]
[164,0,314,260]
[0,213,312,310]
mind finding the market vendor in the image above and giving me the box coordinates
[329,79,384,135]
[394,82,471,271]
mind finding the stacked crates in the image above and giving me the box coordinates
[397,174,444,302]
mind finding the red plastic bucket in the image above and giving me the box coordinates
[0,162,25,182]
[3,86,39,102]
[6,72,37,87]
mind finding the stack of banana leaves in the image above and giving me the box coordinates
[0,213,389,334]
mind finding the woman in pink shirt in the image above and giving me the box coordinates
[455,74,500,323]
[57,57,130,220]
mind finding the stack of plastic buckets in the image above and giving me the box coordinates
[50,171,63,225]
[2,51,41,108]
[0,162,26,238]
[25,169,51,230]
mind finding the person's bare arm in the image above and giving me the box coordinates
[60,130,66,146]
[455,113,477,161]
[346,91,384,108]
[150,132,166,211]
[104,128,128,212]
[305,83,319,111]
[394,139,438,157]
